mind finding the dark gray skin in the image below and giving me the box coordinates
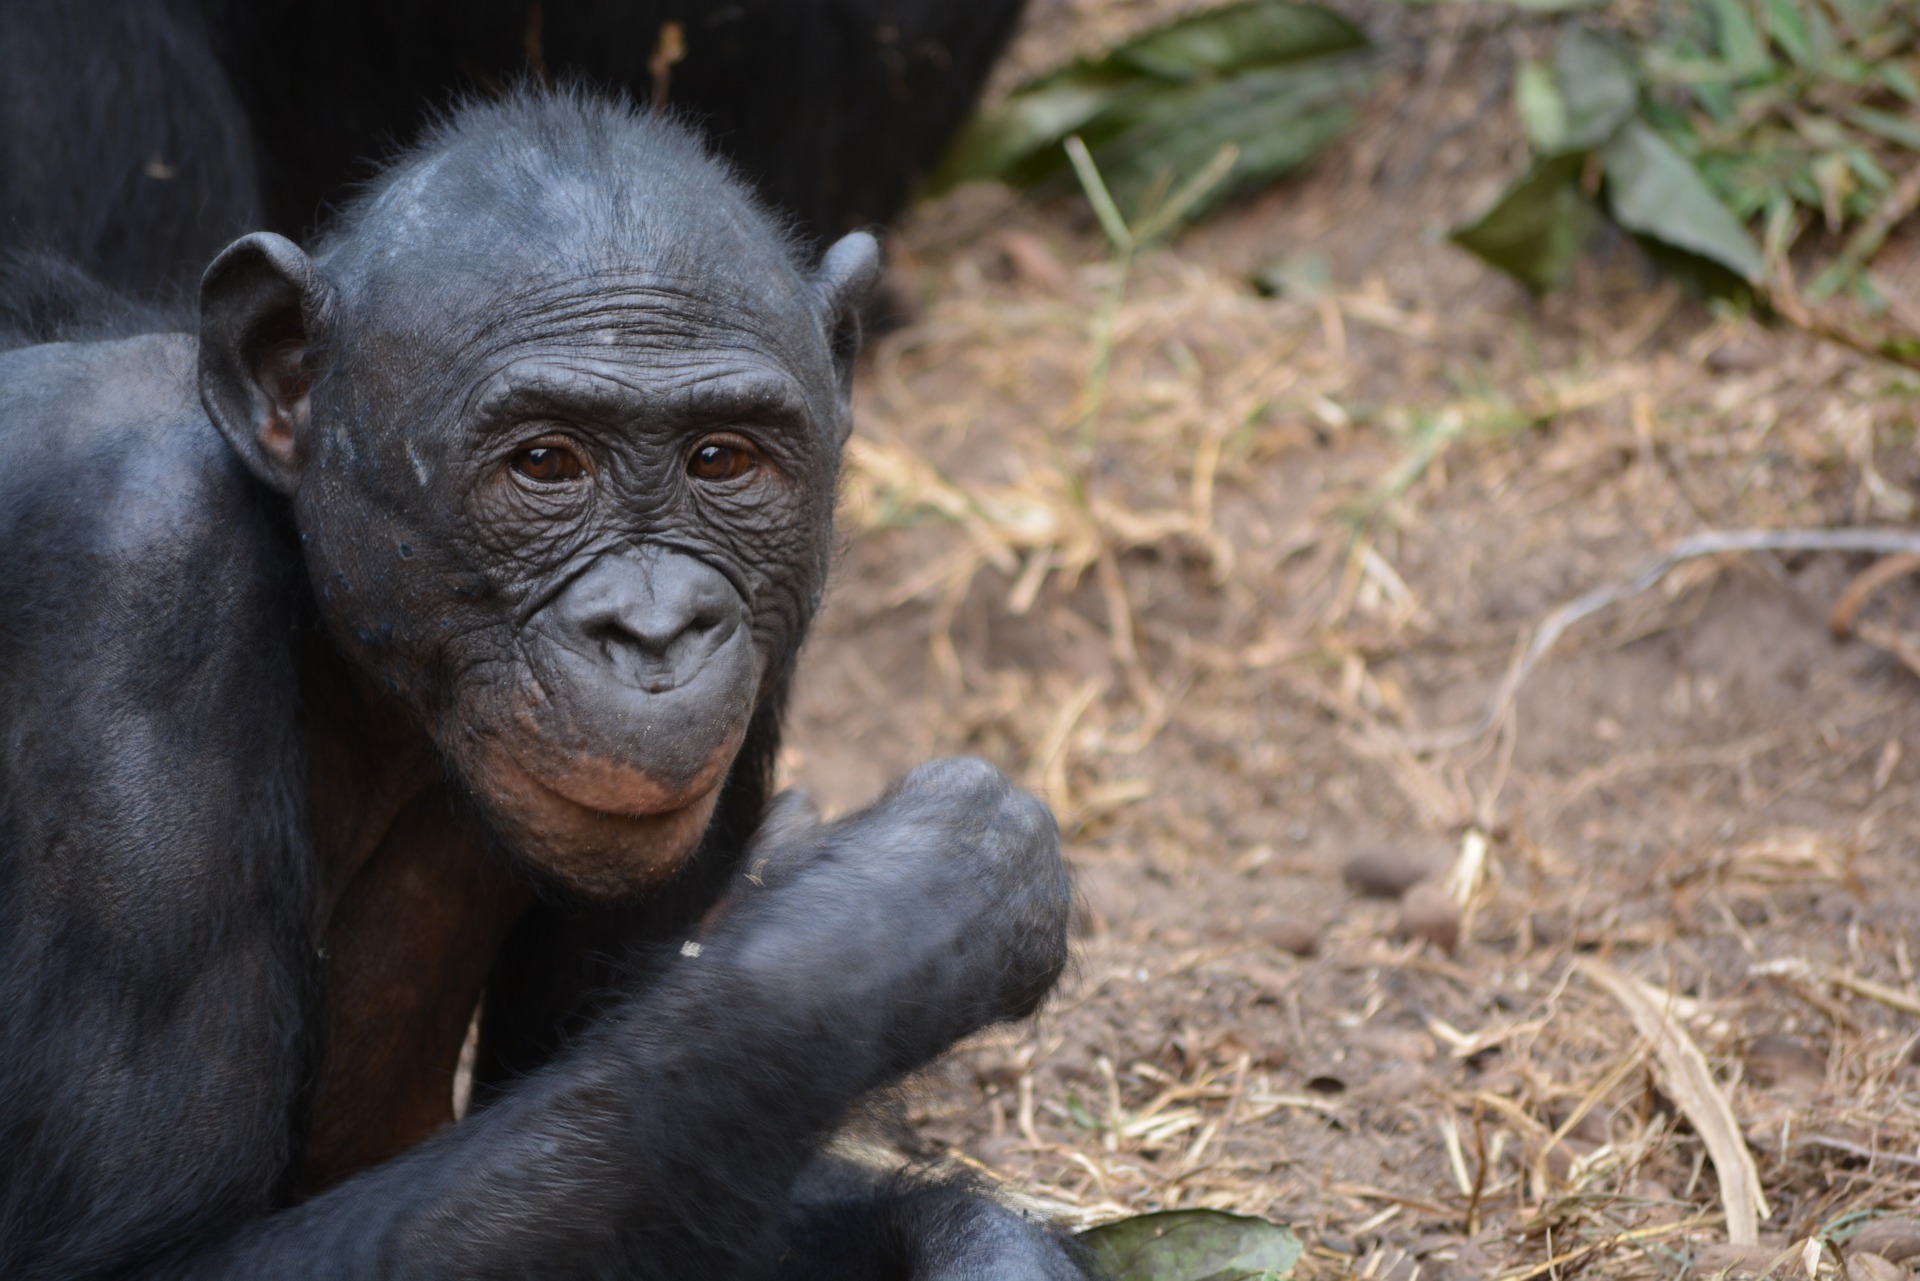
[0,94,1081,1280]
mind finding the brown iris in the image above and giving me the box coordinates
[511,444,588,483]
[688,438,757,482]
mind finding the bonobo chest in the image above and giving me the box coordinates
[298,645,533,1191]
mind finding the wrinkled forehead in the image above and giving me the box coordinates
[325,270,841,449]
[331,245,832,419]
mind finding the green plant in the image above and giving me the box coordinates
[1078,1209,1303,1281]
[935,0,1375,217]
[1453,0,1920,319]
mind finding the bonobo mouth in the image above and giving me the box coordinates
[465,544,759,897]
[471,737,731,898]
[500,733,740,818]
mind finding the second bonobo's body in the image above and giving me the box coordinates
[0,94,1083,1280]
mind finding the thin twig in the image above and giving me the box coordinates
[1752,957,1920,1019]
[1496,1215,1718,1281]
[1413,528,1920,752]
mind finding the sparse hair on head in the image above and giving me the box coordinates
[312,86,811,299]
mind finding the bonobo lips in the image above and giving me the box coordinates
[511,545,758,819]
[500,730,742,818]
[471,742,726,898]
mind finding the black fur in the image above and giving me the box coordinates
[0,251,183,349]
[0,93,1082,1281]
[0,0,1027,301]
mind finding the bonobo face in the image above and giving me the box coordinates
[199,176,878,898]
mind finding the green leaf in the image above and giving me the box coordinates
[1600,118,1764,282]
[933,0,1372,200]
[1449,152,1598,293]
[1085,61,1370,214]
[1875,63,1920,103]
[1847,146,1892,193]
[936,73,1128,188]
[1822,55,1871,87]
[1703,0,1768,73]
[1552,27,1640,154]
[1800,2,1838,67]
[1826,0,1892,24]
[1763,0,1811,65]
[1849,106,1920,153]
[1515,60,1569,153]
[1692,78,1737,123]
[1115,1,1367,80]
[1080,1210,1303,1281]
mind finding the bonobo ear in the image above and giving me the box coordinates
[812,231,882,443]
[198,232,336,494]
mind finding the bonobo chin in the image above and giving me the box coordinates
[0,90,1083,1281]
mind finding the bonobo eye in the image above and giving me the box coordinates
[688,436,760,483]
[510,443,589,484]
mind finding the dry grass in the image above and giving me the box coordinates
[780,3,1920,1277]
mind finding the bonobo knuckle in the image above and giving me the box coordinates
[893,756,1058,857]
[996,785,1059,851]
[898,754,1011,803]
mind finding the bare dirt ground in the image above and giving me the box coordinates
[781,3,1920,1276]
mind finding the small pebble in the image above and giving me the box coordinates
[1706,338,1768,372]
[1398,881,1460,952]
[1853,1222,1920,1265]
[1343,846,1446,898]
[1260,912,1319,957]
[1743,1034,1825,1090]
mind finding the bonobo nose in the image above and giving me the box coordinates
[519,546,757,812]
[548,547,743,693]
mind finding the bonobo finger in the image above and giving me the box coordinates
[886,755,1012,804]
[889,758,1062,884]
[910,1196,1091,1281]
[876,758,1071,1025]
[717,756,1071,1049]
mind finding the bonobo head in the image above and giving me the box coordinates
[196,93,880,898]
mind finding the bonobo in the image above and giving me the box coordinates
[0,93,1080,1280]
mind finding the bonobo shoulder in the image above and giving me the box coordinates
[0,332,287,637]
[0,332,271,555]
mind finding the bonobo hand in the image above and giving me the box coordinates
[713,758,1070,1075]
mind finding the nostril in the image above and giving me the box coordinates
[547,549,743,690]
[587,602,736,689]
[617,603,721,650]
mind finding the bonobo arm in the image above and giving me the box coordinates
[0,338,319,1280]
[178,759,1070,1280]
